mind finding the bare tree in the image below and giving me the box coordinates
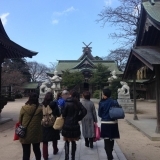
[103,48,130,71]
[49,62,57,71]
[27,61,50,82]
[2,66,27,91]
[97,0,141,46]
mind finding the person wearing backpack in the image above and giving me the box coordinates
[42,92,60,160]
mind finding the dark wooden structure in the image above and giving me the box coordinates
[123,0,160,133]
[0,19,38,112]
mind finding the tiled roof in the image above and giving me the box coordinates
[143,1,160,24]
[0,19,38,59]
[23,82,39,89]
[56,60,123,75]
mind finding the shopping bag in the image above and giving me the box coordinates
[93,123,100,142]
[13,122,20,140]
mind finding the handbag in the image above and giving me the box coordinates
[53,115,64,130]
[15,106,38,138]
[13,122,20,140]
[93,123,100,142]
[109,100,125,119]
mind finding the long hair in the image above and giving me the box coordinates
[42,92,53,107]
[69,90,81,109]
[26,93,39,107]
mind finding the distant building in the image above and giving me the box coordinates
[23,82,39,96]
[48,42,122,94]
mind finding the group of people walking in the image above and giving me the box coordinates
[18,88,120,160]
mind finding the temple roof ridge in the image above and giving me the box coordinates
[78,42,95,60]
[73,55,95,69]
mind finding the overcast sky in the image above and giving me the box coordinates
[0,0,120,66]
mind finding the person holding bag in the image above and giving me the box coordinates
[18,93,43,160]
[62,90,87,160]
[81,91,97,148]
[98,88,120,160]
[42,92,60,160]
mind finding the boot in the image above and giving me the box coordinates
[89,138,93,148]
[53,140,59,155]
[85,138,89,147]
[71,141,76,160]
[111,140,114,152]
[64,141,69,160]
[104,139,113,160]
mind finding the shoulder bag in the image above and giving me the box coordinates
[53,115,64,130]
[109,100,125,119]
[15,106,38,138]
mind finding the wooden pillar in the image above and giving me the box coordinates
[155,65,160,133]
[133,74,138,120]
[0,61,1,95]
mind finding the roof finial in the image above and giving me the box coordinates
[149,0,155,5]
[83,42,92,47]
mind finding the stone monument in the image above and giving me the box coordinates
[117,81,134,113]
[39,70,62,102]
[39,81,52,103]
[108,70,117,85]
[49,70,62,99]
[108,70,117,81]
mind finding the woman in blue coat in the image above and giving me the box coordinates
[98,88,120,160]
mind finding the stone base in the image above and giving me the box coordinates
[39,94,45,103]
[118,99,134,113]
[118,94,130,99]
[0,117,12,124]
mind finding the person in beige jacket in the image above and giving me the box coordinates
[19,93,43,160]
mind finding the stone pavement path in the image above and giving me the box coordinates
[32,136,126,160]
[32,109,127,160]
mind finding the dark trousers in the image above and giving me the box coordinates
[104,139,114,160]
[22,143,41,160]
[43,140,58,160]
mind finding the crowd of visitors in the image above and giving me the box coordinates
[17,88,120,160]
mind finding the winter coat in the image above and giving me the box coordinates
[98,98,117,121]
[62,97,87,139]
[42,101,60,142]
[81,99,97,138]
[19,104,43,144]
[98,98,120,139]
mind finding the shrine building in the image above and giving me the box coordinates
[48,42,122,94]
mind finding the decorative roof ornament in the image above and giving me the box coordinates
[149,0,155,5]
[145,18,152,32]
[82,42,92,54]
[78,42,95,60]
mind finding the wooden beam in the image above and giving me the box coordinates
[133,74,138,120]
[155,65,160,133]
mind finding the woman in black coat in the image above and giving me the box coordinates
[62,90,87,160]
[42,92,60,160]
